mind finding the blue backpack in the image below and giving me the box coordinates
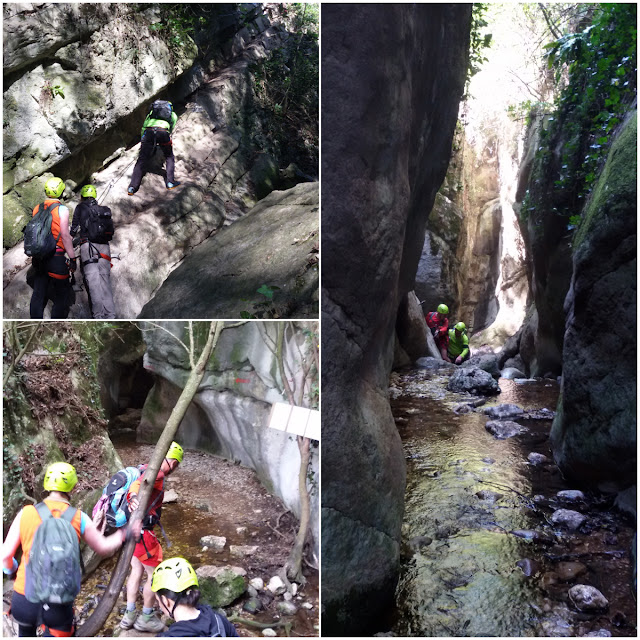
[93,466,141,531]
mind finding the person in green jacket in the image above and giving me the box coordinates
[447,322,471,365]
[128,100,180,195]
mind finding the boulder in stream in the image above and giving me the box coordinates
[568,584,609,612]
[447,367,500,395]
[415,356,456,371]
[485,420,526,439]
[550,508,587,531]
[483,403,524,419]
[460,353,500,379]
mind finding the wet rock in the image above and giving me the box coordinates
[539,607,574,637]
[568,585,609,612]
[453,403,475,414]
[475,490,503,502]
[556,561,587,582]
[243,597,263,613]
[249,577,264,591]
[501,367,526,379]
[247,585,259,598]
[551,509,586,531]
[200,535,226,551]
[584,630,612,637]
[302,602,314,610]
[482,457,495,464]
[415,356,457,371]
[283,591,293,601]
[533,494,547,503]
[483,403,524,419]
[485,420,526,439]
[447,367,501,395]
[542,571,560,588]
[230,545,258,557]
[511,529,556,545]
[557,490,585,502]
[277,601,298,616]
[528,452,548,465]
[408,535,432,551]
[460,353,501,379]
[524,407,555,420]
[196,565,247,607]
[516,558,541,577]
[267,575,287,595]
[262,629,277,637]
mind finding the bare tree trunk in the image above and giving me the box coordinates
[274,324,312,584]
[284,435,311,584]
[77,321,222,636]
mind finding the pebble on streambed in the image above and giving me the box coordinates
[568,584,609,612]
[550,508,587,531]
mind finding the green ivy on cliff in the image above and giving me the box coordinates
[525,3,636,229]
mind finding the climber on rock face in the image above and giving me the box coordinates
[128,99,180,195]
[27,177,77,319]
[70,184,116,319]
[426,303,450,359]
[447,321,471,365]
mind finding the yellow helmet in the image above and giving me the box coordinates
[151,557,199,593]
[43,462,78,493]
[44,177,65,199]
[166,441,183,463]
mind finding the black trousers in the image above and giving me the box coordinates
[29,255,72,319]
[11,591,74,636]
[129,128,175,189]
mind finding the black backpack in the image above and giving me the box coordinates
[84,201,114,243]
[149,100,173,123]
[23,202,61,260]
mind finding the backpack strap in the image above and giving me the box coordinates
[35,502,53,521]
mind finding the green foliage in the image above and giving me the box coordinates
[257,284,276,300]
[528,3,636,230]
[249,4,318,173]
[148,4,200,52]
[466,4,493,92]
[506,99,552,126]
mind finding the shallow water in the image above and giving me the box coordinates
[389,369,636,637]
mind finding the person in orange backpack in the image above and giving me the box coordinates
[27,177,77,318]
[2,462,141,637]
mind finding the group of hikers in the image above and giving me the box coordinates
[2,442,238,637]
[425,303,470,364]
[24,99,180,320]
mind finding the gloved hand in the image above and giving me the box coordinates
[69,257,77,273]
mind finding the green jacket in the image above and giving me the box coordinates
[141,111,178,137]
[447,329,469,359]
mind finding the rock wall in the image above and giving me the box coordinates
[135,322,319,554]
[321,5,471,634]
[550,111,637,490]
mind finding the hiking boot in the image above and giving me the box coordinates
[127,186,138,195]
[133,612,165,633]
[166,181,180,190]
[119,610,137,630]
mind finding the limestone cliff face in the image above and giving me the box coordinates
[321,5,471,634]
[550,112,637,490]
[136,322,319,554]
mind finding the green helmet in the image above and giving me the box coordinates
[437,304,449,315]
[151,557,199,593]
[455,322,466,332]
[43,462,78,493]
[44,177,65,199]
[166,441,184,463]
[80,184,97,199]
